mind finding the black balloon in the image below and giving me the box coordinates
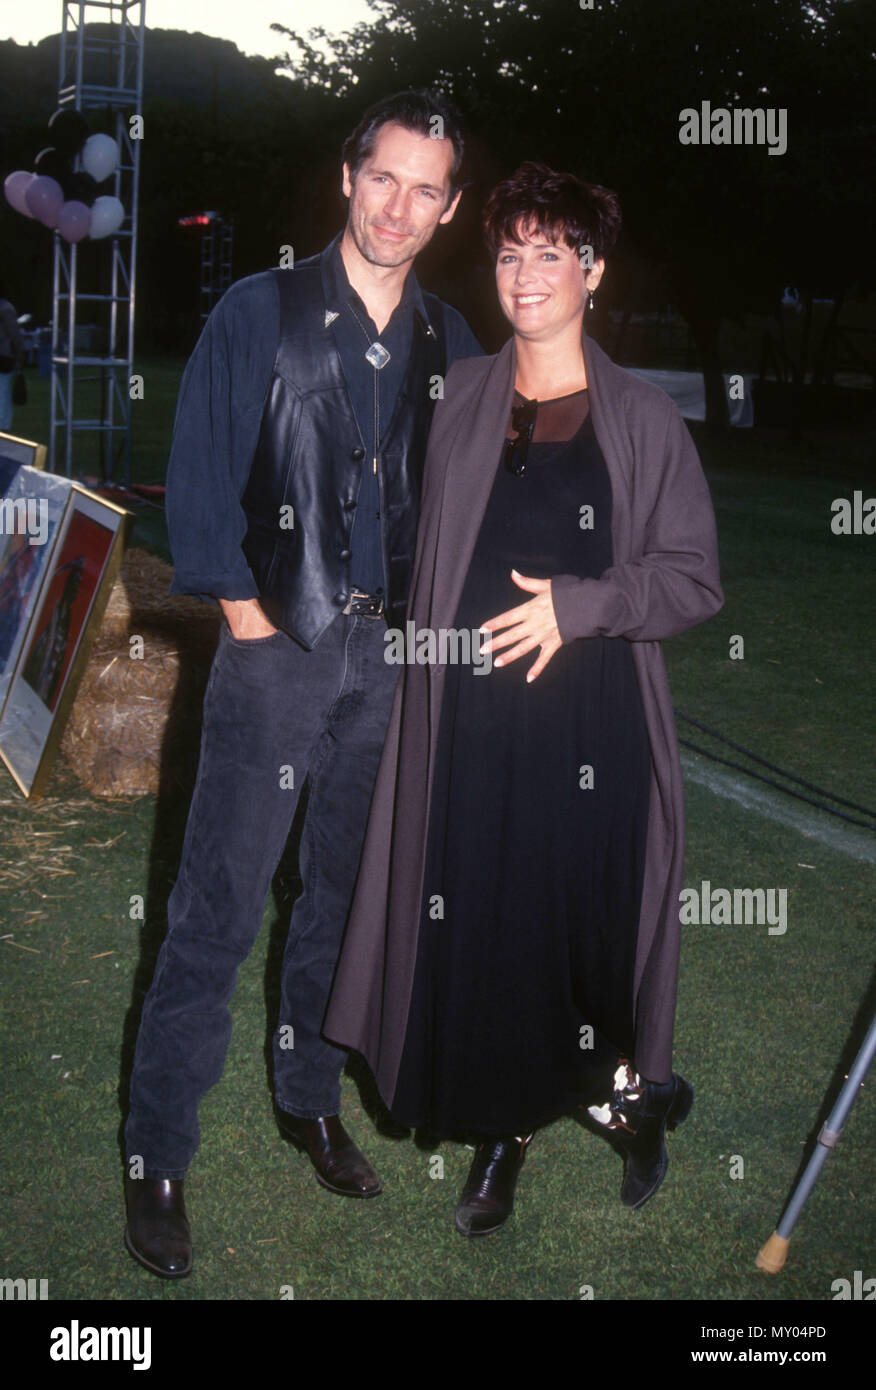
[62,170,99,207]
[48,108,90,157]
[34,147,71,182]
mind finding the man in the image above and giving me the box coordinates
[124,90,480,1278]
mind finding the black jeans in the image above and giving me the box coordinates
[125,614,398,1179]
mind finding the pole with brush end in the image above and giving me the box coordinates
[757,1012,875,1274]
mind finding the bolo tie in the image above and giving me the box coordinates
[342,295,392,477]
[345,296,392,371]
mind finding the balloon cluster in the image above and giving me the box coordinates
[3,109,125,243]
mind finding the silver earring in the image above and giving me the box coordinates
[589,289,596,310]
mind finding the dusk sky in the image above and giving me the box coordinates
[1,0,374,64]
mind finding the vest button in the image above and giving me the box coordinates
[339,548,351,561]
[335,591,348,606]
[351,447,365,461]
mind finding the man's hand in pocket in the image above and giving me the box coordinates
[218,597,279,640]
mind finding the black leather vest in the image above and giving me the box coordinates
[240,253,446,649]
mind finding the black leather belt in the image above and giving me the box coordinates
[342,589,385,617]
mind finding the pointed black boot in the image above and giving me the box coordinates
[454,1134,533,1236]
[586,1060,693,1209]
[277,1111,382,1197]
[124,1174,192,1278]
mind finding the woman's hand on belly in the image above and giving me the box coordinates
[479,569,562,683]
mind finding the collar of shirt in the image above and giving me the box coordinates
[320,230,434,339]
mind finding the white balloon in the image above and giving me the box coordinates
[88,195,125,239]
[81,133,120,183]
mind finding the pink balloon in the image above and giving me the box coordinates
[25,174,64,228]
[58,199,92,243]
[4,170,36,218]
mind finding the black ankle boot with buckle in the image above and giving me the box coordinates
[454,1133,533,1236]
[585,1059,693,1209]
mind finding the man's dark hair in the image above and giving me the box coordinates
[483,162,622,263]
[342,89,467,202]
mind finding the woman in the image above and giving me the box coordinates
[324,163,723,1236]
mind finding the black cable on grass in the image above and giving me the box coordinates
[678,735,876,832]
[676,712,876,820]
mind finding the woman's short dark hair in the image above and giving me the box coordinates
[342,89,467,201]
[483,162,621,262]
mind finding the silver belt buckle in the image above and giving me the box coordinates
[343,589,385,617]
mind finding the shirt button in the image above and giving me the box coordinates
[343,497,357,510]
[335,591,348,606]
[351,447,365,461]
[339,549,351,561]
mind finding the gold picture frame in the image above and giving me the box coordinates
[0,466,72,718]
[0,431,47,472]
[0,481,131,798]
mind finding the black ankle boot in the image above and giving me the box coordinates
[454,1134,533,1237]
[586,1060,693,1209]
[124,1174,192,1278]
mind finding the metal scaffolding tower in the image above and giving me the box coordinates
[200,213,234,323]
[50,1,145,485]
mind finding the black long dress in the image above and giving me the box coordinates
[391,389,653,1139]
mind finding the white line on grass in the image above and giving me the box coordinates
[681,752,876,866]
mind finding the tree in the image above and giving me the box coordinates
[273,0,876,429]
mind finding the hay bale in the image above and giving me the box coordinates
[61,548,221,796]
[98,547,216,641]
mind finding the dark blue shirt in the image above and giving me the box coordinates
[166,234,482,602]
[322,232,415,593]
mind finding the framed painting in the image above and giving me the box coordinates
[0,465,72,715]
[0,482,131,797]
[0,431,47,474]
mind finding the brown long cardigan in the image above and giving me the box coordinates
[324,326,724,1095]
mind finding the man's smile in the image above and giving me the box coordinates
[373,223,410,240]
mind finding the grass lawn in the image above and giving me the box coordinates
[1,361,873,1303]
